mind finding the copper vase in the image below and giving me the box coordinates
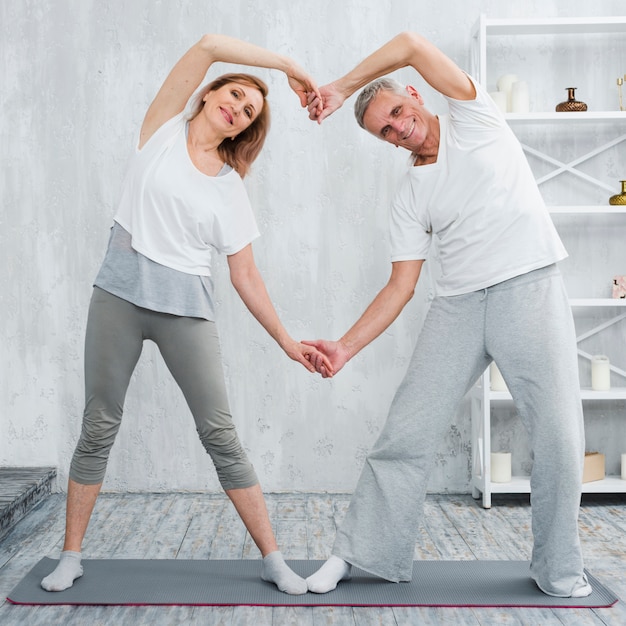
[609,180,626,206]
[555,87,587,112]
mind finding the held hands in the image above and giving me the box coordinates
[284,339,335,376]
[306,82,346,123]
[285,60,345,122]
[302,339,350,378]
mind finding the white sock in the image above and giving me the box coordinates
[41,550,83,592]
[261,551,307,595]
[306,555,352,593]
[571,574,593,598]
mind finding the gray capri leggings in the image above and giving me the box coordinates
[69,286,258,490]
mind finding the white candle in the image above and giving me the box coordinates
[490,363,508,392]
[491,452,512,483]
[591,355,611,391]
[496,74,518,112]
[511,81,529,113]
[621,454,626,480]
[489,91,507,113]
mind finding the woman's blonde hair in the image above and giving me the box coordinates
[188,73,270,178]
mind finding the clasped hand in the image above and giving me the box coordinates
[286,61,344,124]
[305,83,345,123]
[301,339,351,379]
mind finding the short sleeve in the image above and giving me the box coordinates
[389,182,431,262]
[209,174,261,255]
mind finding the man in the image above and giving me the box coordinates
[303,32,591,598]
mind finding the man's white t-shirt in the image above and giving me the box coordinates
[114,112,260,277]
[390,77,567,296]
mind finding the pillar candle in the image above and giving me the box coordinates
[511,81,529,113]
[621,454,626,480]
[489,91,507,113]
[591,355,611,391]
[496,74,518,112]
[491,452,512,483]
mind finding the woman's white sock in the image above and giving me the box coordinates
[40,550,83,592]
[261,551,307,595]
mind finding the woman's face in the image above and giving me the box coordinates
[202,82,264,139]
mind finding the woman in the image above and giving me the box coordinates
[41,34,329,595]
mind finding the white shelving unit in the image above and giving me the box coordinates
[469,15,626,508]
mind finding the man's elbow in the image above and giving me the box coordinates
[403,284,416,305]
[397,31,424,53]
[390,279,417,306]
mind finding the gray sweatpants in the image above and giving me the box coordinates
[333,264,586,597]
[69,287,258,490]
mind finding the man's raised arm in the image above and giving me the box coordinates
[308,31,475,123]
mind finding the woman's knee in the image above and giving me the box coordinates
[70,437,113,485]
[216,463,258,490]
[197,425,257,489]
[69,407,122,482]
[80,406,123,446]
[69,458,108,485]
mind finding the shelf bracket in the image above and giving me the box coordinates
[576,312,626,380]
[576,312,626,343]
[520,133,626,193]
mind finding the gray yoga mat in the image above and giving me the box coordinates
[7,558,618,608]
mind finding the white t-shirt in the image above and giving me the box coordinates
[114,112,260,276]
[390,77,567,296]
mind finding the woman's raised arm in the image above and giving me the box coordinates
[140,34,319,148]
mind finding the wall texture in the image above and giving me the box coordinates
[2,0,625,493]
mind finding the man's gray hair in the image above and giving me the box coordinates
[354,77,408,129]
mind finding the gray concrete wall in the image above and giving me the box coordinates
[2,0,625,492]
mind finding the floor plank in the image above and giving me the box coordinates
[0,493,624,626]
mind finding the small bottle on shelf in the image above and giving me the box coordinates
[555,87,587,112]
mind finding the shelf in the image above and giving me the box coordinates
[486,388,626,401]
[579,388,626,400]
[506,112,626,122]
[549,206,626,214]
[569,299,626,307]
[483,476,626,494]
[473,16,626,37]
[489,476,534,494]
[582,476,626,493]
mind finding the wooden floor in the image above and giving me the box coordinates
[0,492,624,625]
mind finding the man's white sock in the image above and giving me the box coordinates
[306,555,352,593]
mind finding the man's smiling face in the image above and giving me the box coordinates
[362,86,430,153]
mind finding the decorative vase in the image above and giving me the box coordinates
[609,180,626,205]
[555,87,587,112]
